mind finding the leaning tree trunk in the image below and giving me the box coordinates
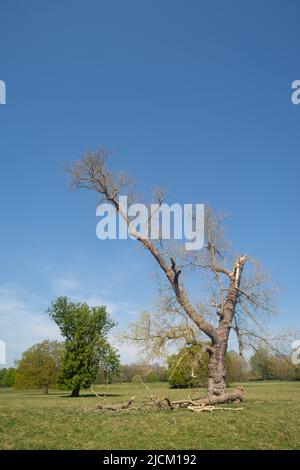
[207,255,246,402]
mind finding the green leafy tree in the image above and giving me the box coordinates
[266,354,296,381]
[48,296,120,396]
[97,347,121,384]
[250,348,272,380]
[0,368,7,386]
[250,349,300,381]
[119,363,148,382]
[168,345,209,388]
[14,340,64,394]
[226,350,250,384]
[147,371,159,382]
[0,367,16,387]
[293,364,300,381]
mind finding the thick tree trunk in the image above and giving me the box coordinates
[71,388,80,397]
[43,384,49,395]
[206,345,245,405]
[198,386,244,406]
[207,255,247,400]
[207,343,227,397]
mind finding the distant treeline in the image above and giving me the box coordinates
[1,342,300,392]
[166,346,300,388]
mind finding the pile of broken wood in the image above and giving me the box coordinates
[95,386,244,413]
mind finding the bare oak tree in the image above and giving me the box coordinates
[66,148,286,406]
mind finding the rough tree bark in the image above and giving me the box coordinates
[207,255,246,398]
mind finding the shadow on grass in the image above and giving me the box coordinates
[61,393,123,398]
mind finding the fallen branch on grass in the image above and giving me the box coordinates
[187,405,244,412]
[94,386,245,413]
[96,396,136,412]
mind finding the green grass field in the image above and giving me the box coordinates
[0,381,299,450]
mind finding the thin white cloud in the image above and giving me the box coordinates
[0,282,142,366]
[51,275,81,294]
[0,284,61,366]
[115,342,141,364]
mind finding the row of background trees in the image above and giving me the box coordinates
[1,292,298,394]
[1,344,300,392]
[167,346,300,388]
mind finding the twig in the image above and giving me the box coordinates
[96,396,136,412]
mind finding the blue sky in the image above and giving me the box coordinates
[0,0,299,366]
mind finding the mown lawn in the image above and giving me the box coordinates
[0,381,299,449]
